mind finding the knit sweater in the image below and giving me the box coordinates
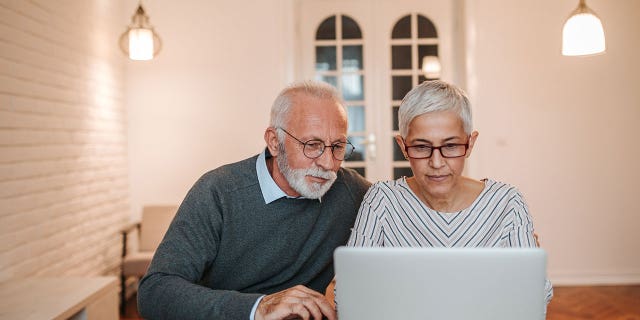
[137,153,371,320]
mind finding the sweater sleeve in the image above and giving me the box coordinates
[137,175,262,320]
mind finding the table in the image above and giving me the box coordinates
[0,277,118,320]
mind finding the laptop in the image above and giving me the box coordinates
[334,247,547,320]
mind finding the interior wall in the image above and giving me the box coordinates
[126,0,640,285]
[126,0,295,217]
[464,0,640,284]
[0,0,129,281]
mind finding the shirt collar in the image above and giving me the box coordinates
[256,149,296,204]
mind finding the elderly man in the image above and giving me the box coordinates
[137,81,371,320]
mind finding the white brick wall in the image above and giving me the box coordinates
[0,0,129,281]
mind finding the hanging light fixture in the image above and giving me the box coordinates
[562,0,606,56]
[421,56,442,79]
[119,3,162,61]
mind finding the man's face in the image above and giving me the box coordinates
[274,94,349,199]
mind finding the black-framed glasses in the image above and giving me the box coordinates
[403,139,470,159]
[278,127,355,161]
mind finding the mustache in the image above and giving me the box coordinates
[304,166,337,180]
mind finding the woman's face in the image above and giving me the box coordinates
[396,110,478,199]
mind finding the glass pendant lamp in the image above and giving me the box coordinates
[119,3,162,60]
[562,0,606,56]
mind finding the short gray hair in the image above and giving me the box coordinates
[269,80,344,128]
[270,80,344,140]
[398,80,473,137]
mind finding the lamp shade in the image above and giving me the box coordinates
[119,4,161,60]
[128,29,154,60]
[562,0,605,56]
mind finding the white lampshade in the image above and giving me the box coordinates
[562,0,606,56]
[421,56,442,79]
[128,28,154,60]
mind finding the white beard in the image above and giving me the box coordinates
[276,142,337,199]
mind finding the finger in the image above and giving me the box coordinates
[290,302,311,320]
[291,286,336,320]
[257,290,315,320]
[257,286,336,320]
[312,296,336,320]
[291,285,327,298]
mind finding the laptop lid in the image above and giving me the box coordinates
[334,247,547,320]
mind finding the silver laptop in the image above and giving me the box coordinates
[334,247,547,320]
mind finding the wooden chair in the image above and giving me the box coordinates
[120,205,177,314]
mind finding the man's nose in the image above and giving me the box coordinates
[315,147,336,170]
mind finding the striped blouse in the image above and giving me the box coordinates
[346,177,553,304]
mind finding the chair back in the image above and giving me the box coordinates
[139,205,178,252]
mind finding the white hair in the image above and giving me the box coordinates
[269,80,344,141]
[398,80,473,137]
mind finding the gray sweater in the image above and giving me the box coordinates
[137,153,371,319]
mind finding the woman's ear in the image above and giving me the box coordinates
[264,127,280,156]
[466,131,479,158]
[394,135,409,159]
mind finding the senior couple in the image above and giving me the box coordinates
[137,80,552,320]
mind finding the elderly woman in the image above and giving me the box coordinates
[346,80,553,306]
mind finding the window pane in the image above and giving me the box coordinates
[315,75,337,88]
[393,167,413,180]
[392,137,405,161]
[342,15,362,39]
[347,106,365,133]
[316,16,336,40]
[316,46,336,71]
[392,15,411,39]
[343,45,363,71]
[418,15,438,38]
[346,136,366,162]
[391,45,412,70]
[342,74,364,101]
[392,106,399,131]
[392,76,412,100]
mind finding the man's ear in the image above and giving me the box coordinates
[265,127,280,156]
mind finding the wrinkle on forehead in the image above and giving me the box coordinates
[287,95,348,142]
[406,111,466,143]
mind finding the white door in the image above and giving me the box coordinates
[297,0,460,182]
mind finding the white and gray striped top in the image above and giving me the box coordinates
[346,177,553,304]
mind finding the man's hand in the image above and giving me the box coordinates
[255,285,336,320]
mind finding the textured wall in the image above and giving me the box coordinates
[0,0,129,281]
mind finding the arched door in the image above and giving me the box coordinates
[297,0,461,181]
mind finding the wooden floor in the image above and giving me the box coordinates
[546,285,640,320]
[122,285,640,319]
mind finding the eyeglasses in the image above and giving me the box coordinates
[278,127,355,161]
[403,139,469,159]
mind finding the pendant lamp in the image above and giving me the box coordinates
[562,0,606,56]
[119,3,162,61]
[421,56,442,79]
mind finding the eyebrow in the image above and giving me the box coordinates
[409,136,464,144]
[304,135,348,144]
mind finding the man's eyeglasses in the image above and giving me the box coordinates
[278,127,355,161]
[403,139,469,159]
